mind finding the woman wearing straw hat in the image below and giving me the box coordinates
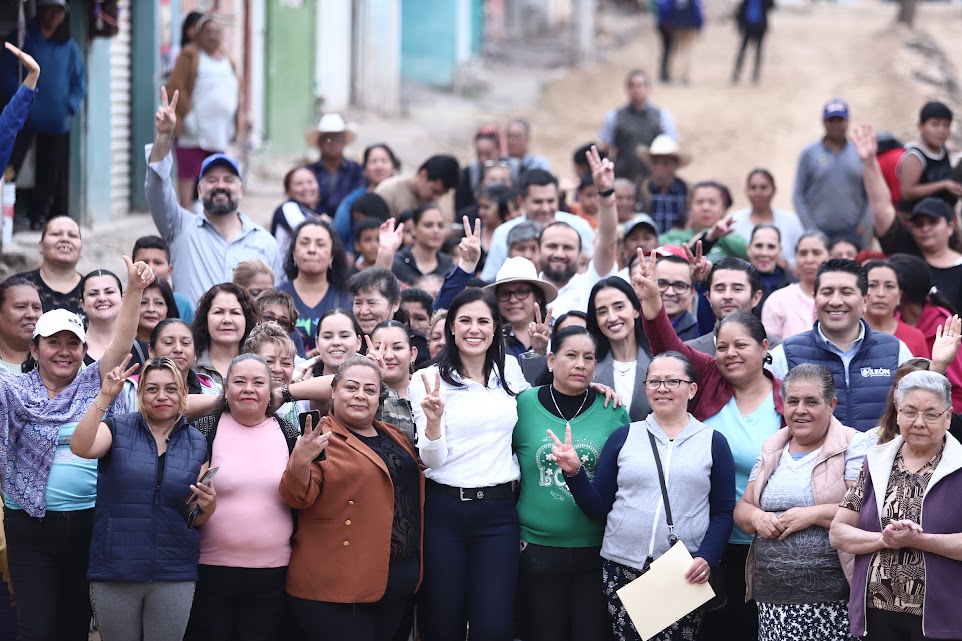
[636,134,692,234]
[482,256,559,359]
[306,113,364,217]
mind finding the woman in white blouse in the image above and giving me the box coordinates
[409,288,530,641]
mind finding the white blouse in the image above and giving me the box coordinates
[409,356,530,487]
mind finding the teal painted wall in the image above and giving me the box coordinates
[472,0,483,55]
[131,2,161,211]
[83,36,112,224]
[69,4,90,223]
[264,0,316,156]
[401,0,457,88]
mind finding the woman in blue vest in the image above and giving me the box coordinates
[71,355,214,641]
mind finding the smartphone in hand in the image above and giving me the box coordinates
[186,466,219,529]
[299,410,326,462]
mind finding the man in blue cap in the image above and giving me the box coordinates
[144,87,282,304]
[792,98,870,245]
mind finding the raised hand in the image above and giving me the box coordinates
[684,241,711,283]
[155,86,179,137]
[546,424,582,476]
[420,371,445,423]
[292,355,322,382]
[850,123,877,162]
[379,217,405,253]
[292,414,331,464]
[932,315,962,374]
[364,335,388,373]
[586,144,614,194]
[5,42,40,89]
[631,248,661,303]
[101,354,139,399]
[529,302,553,355]
[705,214,735,242]
[123,255,155,293]
[458,215,482,271]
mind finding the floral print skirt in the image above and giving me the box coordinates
[757,600,855,641]
[602,558,702,641]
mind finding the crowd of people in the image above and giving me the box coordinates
[2,7,962,641]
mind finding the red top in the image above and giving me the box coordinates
[894,319,929,358]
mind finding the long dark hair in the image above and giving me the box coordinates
[585,277,650,361]
[435,289,515,395]
[192,283,259,356]
[143,279,180,321]
[889,253,958,315]
[283,219,349,287]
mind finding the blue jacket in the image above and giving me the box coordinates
[783,321,900,432]
[87,413,208,583]
[1,20,86,134]
[0,84,35,171]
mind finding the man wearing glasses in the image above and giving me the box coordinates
[767,258,914,432]
[654,253,699,340]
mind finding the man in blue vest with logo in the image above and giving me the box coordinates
[766,258,913,431]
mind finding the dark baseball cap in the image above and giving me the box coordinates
[199,153,242,182]
[908,197,954,223]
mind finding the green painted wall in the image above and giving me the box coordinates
[131,1,161,211]
[265,0,316,156]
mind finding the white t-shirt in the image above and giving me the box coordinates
[181,51,239,151]
[611,360,637,413]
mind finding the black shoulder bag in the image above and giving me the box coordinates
[648,431,727,611]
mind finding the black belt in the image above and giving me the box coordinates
[427,480,513,501]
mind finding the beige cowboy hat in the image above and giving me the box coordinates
[483,257,558,304]
[636,134,692,167]
[305,113,357,147]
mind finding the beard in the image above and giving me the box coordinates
[203,189,239,216]
[541,262,577,284]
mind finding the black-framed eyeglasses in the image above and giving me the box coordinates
[643,378,693,390]
[496,287,533,302]
[897,407,951,424]
[656,279,692,294]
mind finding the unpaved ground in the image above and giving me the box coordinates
[27,1,962,277]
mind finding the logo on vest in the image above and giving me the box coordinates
[860,367,891,378]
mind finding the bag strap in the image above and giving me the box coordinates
[648,430,678,544]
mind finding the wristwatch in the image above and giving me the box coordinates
[280,384,295,404]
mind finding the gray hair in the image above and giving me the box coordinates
[896,370,952,408]
[507,221,543,248]
[781,363,835,404]
[795,230,829,255]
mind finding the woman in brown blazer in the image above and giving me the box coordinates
[279,355,424,641]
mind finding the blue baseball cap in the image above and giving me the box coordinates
[199,153,242,182]
[823,99,849,121]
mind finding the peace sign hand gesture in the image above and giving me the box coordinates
[684,241,711,283]
[101,354,140,400]
[586,144,614,194]
[292,414,332,467]
[529,302,553,355]
[458,215,483,273]
[364,335,388,374]
[420,371,445,423]
[155,86,179,137]
[705,214,735,243]
[547,424,582,476]
[631,248,661,302]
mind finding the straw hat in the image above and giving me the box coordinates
[636,134,692,167]
[483,257,558,304]
[305,113,356,147]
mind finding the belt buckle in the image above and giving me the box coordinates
[459,487,484,501]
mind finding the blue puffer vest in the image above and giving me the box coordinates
[87,412,208,582]
[783,321,900,432]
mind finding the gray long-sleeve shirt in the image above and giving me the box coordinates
[792,138,870,237]
[144,145,283,305]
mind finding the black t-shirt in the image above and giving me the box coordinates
[877,217,922,257]
[16,268,83,314]
[355,429,421,561]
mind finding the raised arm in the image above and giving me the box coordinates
[435,217,481,310]
[587,146,618,276]
[145,87,188,242]
[375,218,404,269]
[0,44,38,173]
[4,43,39,90]
[71,357,138,459]
[100,257,154,380]
[851,124,897,238]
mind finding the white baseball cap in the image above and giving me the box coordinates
[33,309,86,343]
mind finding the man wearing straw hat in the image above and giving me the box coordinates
[636,134,692,234]
[306,113,363,216]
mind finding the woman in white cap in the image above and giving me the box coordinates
[0,256,154,641]
[306,113,364,216]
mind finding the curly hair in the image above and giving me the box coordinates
[192,283,259,357]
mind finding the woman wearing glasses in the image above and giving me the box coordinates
[551,350,735,640]
[831,371,962,641]
[482,256,558,359]
[633,249,784,641]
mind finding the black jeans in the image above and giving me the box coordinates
[4,508,94,641]
[290,557,419,641]
[8,129,70,225]
[184,565,287,641]
[519,542,612,641]
[732,28,766,82]
[865,609,930,640]
[418,484,520,641]
[697,543,756,641]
